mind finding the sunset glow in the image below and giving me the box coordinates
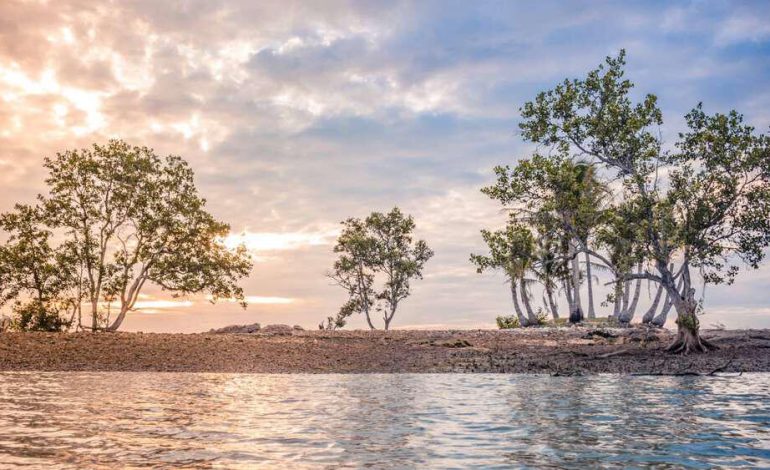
[1,0,769,332]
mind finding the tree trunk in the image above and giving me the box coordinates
[383,302,398,331]
[652,294,673,327]
[91,299,99,331]
[621,279,630,313]
[611,281,621,319]
[584,252,596,319]
[619,264,643,324]
[652,273,682,327]
[642,283,664,324]
[655,261,714,354]
[106,307,128,332]
[666,298,714,354]
[645,263,673,325]
[545,284,559,319]
[569,246,583,323]
[520,279,539,325]
[510,281,529,327]
[627,269,642,320]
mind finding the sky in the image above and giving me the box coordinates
[1,0,769,332]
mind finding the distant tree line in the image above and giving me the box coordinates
[472,51,770,353]
[0,140,252,331]
[4,52,768,354]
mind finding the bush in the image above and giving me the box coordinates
[12,300,72,332]
[535,309,549,326]
[496,315,520,329]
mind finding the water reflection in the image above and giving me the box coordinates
[0,373,768,468]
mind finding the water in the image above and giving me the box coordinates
[0,373,768,469]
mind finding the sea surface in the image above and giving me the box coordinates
[0,372,768,469]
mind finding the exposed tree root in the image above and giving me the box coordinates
[666,328,719,355]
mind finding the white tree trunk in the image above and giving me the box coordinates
[510,281,529,327]
[652,275,684,328]
[545,285,559,319]
[619,264,643,324]
[585,252,596,319]
[569,245,583,323]
[520,279,539,325]
[642,283,664,324]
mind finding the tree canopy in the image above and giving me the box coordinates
[0,139,253,331]
[328,207,433,330]
[475,50,770,352]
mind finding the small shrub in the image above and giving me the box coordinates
[12,300,71,332]
[535,309,549,326]
[496,315,520,329]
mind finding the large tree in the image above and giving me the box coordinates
[5,139,253,331]
[328,207,433,330]
[518,51,770,352]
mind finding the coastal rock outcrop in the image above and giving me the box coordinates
[207,323,261,334]
[261,324,294,335]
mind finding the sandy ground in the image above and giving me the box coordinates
[0,327,768,374]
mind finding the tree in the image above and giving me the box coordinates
[518,50,770,352]
[328,217,377,329]
[25,139,252,331]
[471,220,539,326]
[367,208,434,330]
[480,155,608,324]
[0,205,80,331]
[328,207,433,330]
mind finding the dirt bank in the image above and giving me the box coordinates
[0,327,768,374]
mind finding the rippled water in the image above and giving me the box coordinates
[0,373,768,468]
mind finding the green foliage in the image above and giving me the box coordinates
[470,221,535,280]
[666,105,770,284]
[475,148,609,325]
[510,50,770,348]
[12,299,73,332]
[496,315,520,329]
[0,139,253,331]
[0,205,80,331]
[328,207,433,329]
[519,49,663,177]
[319,311,348,330]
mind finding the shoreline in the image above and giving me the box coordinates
[1,328,768,374]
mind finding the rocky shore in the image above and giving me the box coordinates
[1,327,768,374]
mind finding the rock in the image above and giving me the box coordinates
[627,328,662,342]
[207,323,261,334]
[582,329,617,339]
[261,324,294,335]
[292,325,304,331]
[433,339,472,348]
